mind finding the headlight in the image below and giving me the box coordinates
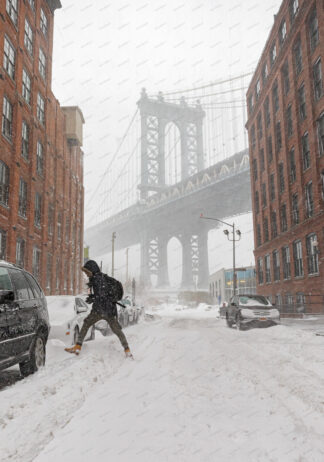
[240,309,255,318]
[270,309,280,318]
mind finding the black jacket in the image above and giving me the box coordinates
[83,260,117,316]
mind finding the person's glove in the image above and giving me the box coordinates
[85,294,95,304]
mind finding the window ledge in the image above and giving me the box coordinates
[308,272,320,278]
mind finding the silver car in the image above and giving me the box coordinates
[226,294,280,330]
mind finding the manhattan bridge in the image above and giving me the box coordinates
[85,74,252,289]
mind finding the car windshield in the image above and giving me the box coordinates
[238,295,272,307]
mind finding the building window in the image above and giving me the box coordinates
[309,8,319,52]
[273,250,280,281]
[34,192,42,228]
[57,211,62,240]
[294,39,303,75]
[18,178,27,217]
[278,163,285,194]
[0,229,7,260]
[48,203,54,236]
[269,174,276,202]
[296,293,305,309]
[267,135,273,163]
[289,148,296,183]
[255,79,261,101]
[2,96,12,140]
[265,254,271,283]
[305,181,314,218]
[271,211,277,238]
[21,121,30,159]
[282,246,291,279]
[3,36,16,80]
[16,238,25,267]
[259,149,265,172]
[298,84,306,120]
[65,217,70,243]
[255,191,259,214]
[263,217,269,243]
[36,141,44,175]
[28,0,35,10]
[280,204,287,232]
[39,48,46,80]
[313,58,323,101]
[251,125,256,150]
[46,253,52,290]
[248,94,254,114]
[293,240,304,277]
[56,257,60,290]
[0,161,9,208]
[275,121,282,151]
[24,19,33,55]
[37,93,45,125]
[302,132,311,170]
[252,158,258,181]
[257,113,263,140]
[261,183,267,208]
[6,0,18,25]
[279,20,287,46]
[317,112,324,156]
[286,104,293,137]
[262,63,269,84]
[306,234,319,274]
[270,43,277,67]
[292,193,299,225]
[282,60,290,95]
[40,9,48,37]
[272,82,279,113]
[22,69,31,104]
[264,97,270,127]
[256,224,262,247]
[257,258,264,284]
[289,0,299,22]
[32,246,41,282]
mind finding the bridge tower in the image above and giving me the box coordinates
[137,89,208,289]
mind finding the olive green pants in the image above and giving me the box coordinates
[77,311,129,350]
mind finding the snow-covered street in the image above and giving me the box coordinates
[1,307,324,462]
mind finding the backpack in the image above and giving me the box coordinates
[103,274,124,303]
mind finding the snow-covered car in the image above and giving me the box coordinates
[226,294,280,330]
[47,296,95,345]
[95,296,143,336]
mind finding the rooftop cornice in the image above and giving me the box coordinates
[46,0,62,13]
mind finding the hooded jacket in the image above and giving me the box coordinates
[83,260,117,316]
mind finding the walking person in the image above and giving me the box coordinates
[65,260,133,358]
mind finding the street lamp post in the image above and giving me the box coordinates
[112,232,116,277]
[200,214,241,296]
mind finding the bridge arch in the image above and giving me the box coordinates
[167,236,182,287]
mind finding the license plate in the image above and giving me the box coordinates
[259,317,267,321]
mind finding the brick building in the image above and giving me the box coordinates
[246,0,324,312]
[0,0,85,295]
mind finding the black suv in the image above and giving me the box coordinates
[0,262,50,376]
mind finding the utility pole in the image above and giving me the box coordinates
[111,232,116,277]
[126,248,129,282]
[200,214,241,296]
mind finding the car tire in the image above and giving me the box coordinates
[89,326,95,341]
[226,315,233,328]
[19,333,46,377]
[236,315,243,331]
[123,314,129,328]
[73,326,79,345]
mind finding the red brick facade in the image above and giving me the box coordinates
[0,0,85,295]
[246,0,324,311]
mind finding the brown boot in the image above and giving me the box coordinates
[124,347,133,359]
[65,344,81,355]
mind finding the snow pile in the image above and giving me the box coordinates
[148,302,220,319]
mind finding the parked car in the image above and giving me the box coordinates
[0,261,50,377]
[95,296,142,336]
[47,296,95,345]
[226,294,280,330]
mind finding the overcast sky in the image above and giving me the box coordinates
[52,0,282,230]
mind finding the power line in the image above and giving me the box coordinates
[163,86,248,101]
[149,72,253,97]
[86,109,139,207]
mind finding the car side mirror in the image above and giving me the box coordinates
[0,290,15,304]
[76,305,88,314]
